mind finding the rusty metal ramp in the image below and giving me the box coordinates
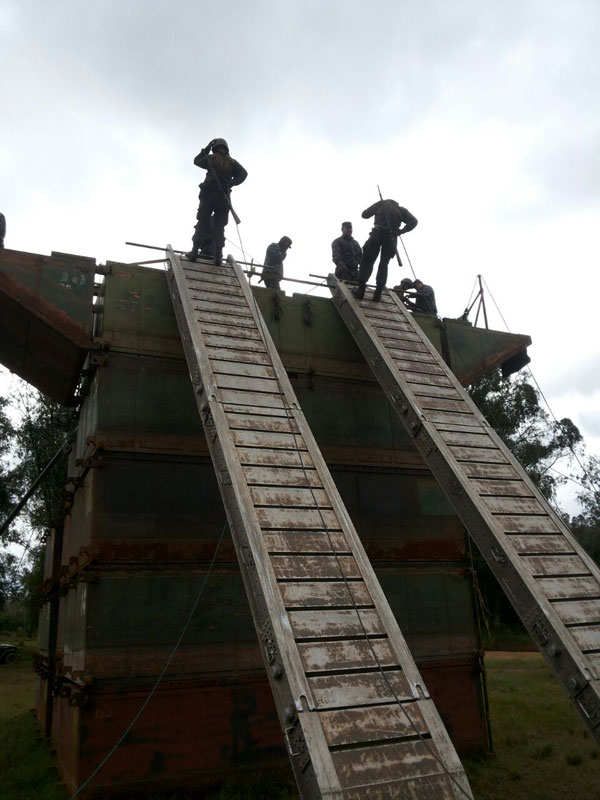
[328,276,600,746]
[165,248,472,800]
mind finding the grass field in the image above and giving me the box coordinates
[1,643,599,799]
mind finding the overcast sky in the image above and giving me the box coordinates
[1,0,599,514]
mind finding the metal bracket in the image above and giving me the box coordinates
[285,720,311,771]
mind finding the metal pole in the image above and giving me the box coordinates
[0,437,74,537]
[478,274,489,329]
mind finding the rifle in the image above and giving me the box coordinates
[203,141,242,225]
[376,185,402,267]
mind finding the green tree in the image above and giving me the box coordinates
[466,369,584,634]
[468,369,582,502]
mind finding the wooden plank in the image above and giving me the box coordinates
[219,389,285,410]
[232,429,305,450]
[227,413,297,434]
[369,321,415,335]
[298,638,397,673]
[505,534,575,555]
[195,308,255,327]
[289,608,384,639]
[380,333,423,346]
[409,384,463,400]
[331,739,445,789]
[393,359,446,376]
[263,532,349,554]
[319,703,428,747]
[203,333,268,352]
[223,403,290,418]
[279,581,373,609]
[462,463,521,480]
[568,625,600,653]
[243,465,321,487]
[309,671,412,709]
[185,269,236,287]
[200,321,263,340]
[256,507,340,530]
[192,298,253,317]
[415,398,469,413]
[183,262,235,278]
[271,554,360,580]
[552,599,600,625]
[405,372,455,388]
[470,478,533,497]
[426,410,482,429]
[484,496,547,515]
[189,281,244,298]
[237,447,314,468]
[211,360,276,380]
[205,346,271,365]
[522,555,591,577]
[440,431,495,448]
[215,374,281,393]
[386,342,430,356]
[250,486,329,507]
[537,576,600,600]
[495,515,560,533]
[449,446,508,464]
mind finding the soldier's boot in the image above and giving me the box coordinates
[372,286,383,302]
[352,282,366,300]
[214,248,223,267]
[184,248,198,262]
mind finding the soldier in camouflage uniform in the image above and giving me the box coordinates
[398,278,437,315]
[185,138,247,266]
[331,222,362,281]
[353,199,418,301]
[260,236,292,290]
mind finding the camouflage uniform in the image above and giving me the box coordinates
[261,240,289,290]
[190,147,247,263]
[331,233,362,281]
[356,200,418,296]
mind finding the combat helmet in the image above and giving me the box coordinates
[211,138,229,153]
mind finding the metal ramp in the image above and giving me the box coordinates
[327,276,600,745]
[165,248,472,800]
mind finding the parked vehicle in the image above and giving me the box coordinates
[0,643,19,664]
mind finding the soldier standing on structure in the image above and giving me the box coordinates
[260,236,292,290]
[0,213,5,248]
[331,221,362,281]
[353,199,418,301]
[185,138,247,266]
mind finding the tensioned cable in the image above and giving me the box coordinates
[246,269,472,800]
[480,276,600,498]
[67,519,229,799]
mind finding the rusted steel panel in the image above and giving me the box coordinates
[57,676,289,798]
[309,671,411,709]
[0,248,95,403]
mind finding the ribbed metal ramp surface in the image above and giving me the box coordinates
[166,248,472,800]
[328,276,600,745]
